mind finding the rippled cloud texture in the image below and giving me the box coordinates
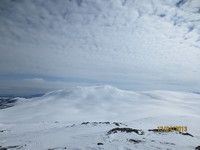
[0,0,200,95]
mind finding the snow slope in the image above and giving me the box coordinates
[0,85,200,149]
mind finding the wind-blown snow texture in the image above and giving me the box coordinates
[0,85,200,149]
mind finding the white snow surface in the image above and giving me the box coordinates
[0,85,200,149]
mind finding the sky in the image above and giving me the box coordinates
[0,0,200,96]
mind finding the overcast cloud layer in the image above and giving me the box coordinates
[0,0,200,95]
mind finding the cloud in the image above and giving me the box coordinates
[23,78,46,83]
[0,0,200,95]
[0,77,91,96]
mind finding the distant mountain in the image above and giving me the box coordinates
[0,85,200,149]
[1,85,200,123]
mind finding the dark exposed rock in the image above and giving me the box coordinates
[113,122,120,126]
[112,122,127,126]
[195,146,200,150]
[179,132,194,137]
[179,132,193,137]
[47,147,66,150]
[0,145,22,150]
[7,145,22,149]
[92,122,110,125]
[0,130,10,133]
[107,128,144,135]
[81,122,90,125]
[81,122,127,126]
[128,139,142,144]
[148,129,159,132]
[97,143,104,145]
[160,142,175,145]
[0,98,18,109]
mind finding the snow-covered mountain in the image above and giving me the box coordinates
[0,85,200,149]
[0,0,200,149]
